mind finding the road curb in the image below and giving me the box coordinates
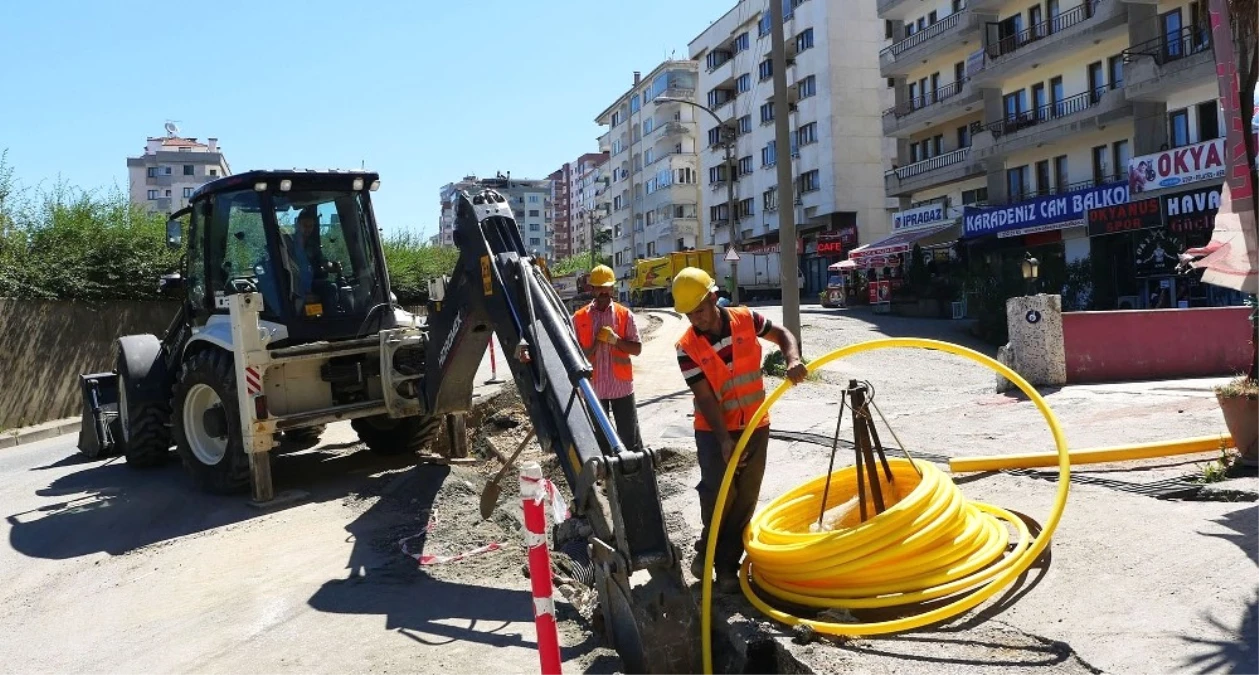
[0,418,81,450]
[643,309,682,319]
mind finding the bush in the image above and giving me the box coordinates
[762,350,820,381]
[380,230,459,305]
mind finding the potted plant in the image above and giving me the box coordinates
[1214,296,1259,471]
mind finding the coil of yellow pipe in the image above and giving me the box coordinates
[949,433,1234,473]
[699,338,1072,675]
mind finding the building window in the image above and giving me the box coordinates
[763,187,778,211]
[529,209,540,217]
[1053,155,1069,191]
[183,165,194,176]
[797,122,818,145]
[737,198,754,218]
[1111,140,1130,182]
[738,115,752,134]
[737,73,752,94]
[760,102,775,124]
[961,187,988,205]
[709,165,729,183]
[708,126,723,146]
[1169,108,1191,147]
[710,203,730,223]
[1108,55,1124,89]
[675,167,695,184]
[732,32,750,53]
[795,28,814,52]
[163,166,172,175]
[761,141,777,167]
[1091,145,1110,183]
[759,59,773,81]
[932,134,944,156]
[164,189,171,197]
[799,170,820,192]
[147,167,157,178]
[529,238,541,247]
[529,195,540,203]
[1197,101,1220,141]
[797,75,817,99]
[739,156,754,175]
[885,20,894,39]
[530,223,540,231]
[957,124,971,148]
[183,187,194,198]
[147,190,158,200]
[761,13,773,36]
[1006,166,1029,201]
[1035,160,1051,195]
[952,0,965,11]
[611,111,622,126]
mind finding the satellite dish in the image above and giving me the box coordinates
[164,121,179,136]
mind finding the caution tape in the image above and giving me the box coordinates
[398,516,506,567]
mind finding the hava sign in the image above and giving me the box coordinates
[1086,198,1161,236]
[1161,185,1221,234]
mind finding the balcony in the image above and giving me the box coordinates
[969,0,1128,86]
[884,147,982,197]
[879,10,987,78]
[972,85,1131,160]
[1121,25,1215,102]
[659,121,690,138]
[882,78,985,137]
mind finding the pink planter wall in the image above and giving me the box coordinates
[1063,307,1253,383]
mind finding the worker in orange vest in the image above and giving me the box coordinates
[573,264,643,453]
[672,266,806,592]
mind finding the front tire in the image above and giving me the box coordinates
[117,354,172,468]
[171,349,250,494]
[351,415,442,456]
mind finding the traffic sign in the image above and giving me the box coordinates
[724,247,741,262]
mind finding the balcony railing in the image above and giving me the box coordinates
[886,147,971,181]
[1011,175,1123,202]
[884,78,969,118]
[981,86,1114,139]
[987,0,1098,60]
[1122,24,1213,67]
[881,10,964,58]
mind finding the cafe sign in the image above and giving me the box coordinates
[1127,138,1226,194]
[892,203,947,233]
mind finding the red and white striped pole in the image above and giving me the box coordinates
[521,461,562,675]
[485,334,504,384]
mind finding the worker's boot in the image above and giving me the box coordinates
[690,553,708,581]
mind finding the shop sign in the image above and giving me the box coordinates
[1127,138,1226,195]
[892,203,947,233]
[816,233,846,255]
[743,239,804,255]
[1161,185,1221,234]
[1133,228,1183,278]
[1086,198,1162,236]
[963,182,1128,238]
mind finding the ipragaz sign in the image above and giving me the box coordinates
[892,203,947,232]
[963,182,1129,238]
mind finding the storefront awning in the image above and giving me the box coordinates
[848,223,957,264]
[828,259,857,272]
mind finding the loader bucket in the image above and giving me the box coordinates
[77,372,120,459]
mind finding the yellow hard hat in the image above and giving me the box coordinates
[589,264,616,287]
[672,266,717,314]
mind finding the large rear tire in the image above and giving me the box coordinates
[117,353,172,468]
[171,349,250,494]
[351,415,442,456]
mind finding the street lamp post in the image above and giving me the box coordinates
[1021,253,1040,296]
[654,97,740,305]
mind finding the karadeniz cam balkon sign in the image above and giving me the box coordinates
[964,182,1129,238]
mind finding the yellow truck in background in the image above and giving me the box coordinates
[630,249,715,307]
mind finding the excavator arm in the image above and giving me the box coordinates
[420,189,699,673]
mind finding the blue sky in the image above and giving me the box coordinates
[0,0,731,238]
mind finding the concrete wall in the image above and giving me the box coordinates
[1063,307,1253,383]
[0,300,180,430]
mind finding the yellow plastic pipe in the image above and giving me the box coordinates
[949,434,1234,473]
[699,338,1072,675]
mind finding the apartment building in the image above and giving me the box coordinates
[127,131,231,214]
[690,0,894,297]
[595,61,704,300]
[877,0,1238,309]
[549,167,572,259]
[436,173,554,255]
[568,152,611,259]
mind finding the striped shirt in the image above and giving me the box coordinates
[587,302,640,400]
[676,308,772,387]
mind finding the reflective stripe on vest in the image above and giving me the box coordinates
[676,306,770,432]
[573,302,633,383]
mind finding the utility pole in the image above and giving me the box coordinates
[723,125,741,305]
[770,0,802,344]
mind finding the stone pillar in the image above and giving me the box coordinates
[995,294,1067,393]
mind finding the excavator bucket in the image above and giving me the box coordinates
[76,372,121,460]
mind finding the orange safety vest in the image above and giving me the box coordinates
[676,306,770,432]
[574,302,634,383]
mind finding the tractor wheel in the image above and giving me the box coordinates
[170,349,250,494]
[351,415,442,456]
[117,356,172,468]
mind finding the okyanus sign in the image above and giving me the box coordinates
[1127,138,1226,194]
[1086,197,1162,236]
[963,182,1129,237]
